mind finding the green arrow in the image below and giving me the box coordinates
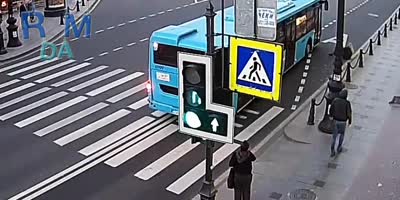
[211,118,219,132]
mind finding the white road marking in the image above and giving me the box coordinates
[234,123,243,128]
[303,72,308,78]
[67,69,125,92]
[0,87,51,110]
[95,29,104,34]
[15,96,87,128]
[70,38,79,42]
[21,60,76,79]
[86,72,144,96]
[33,103,108,137]
[243,109,260,115]
[84,57,94,62]
[0,56,41,72]
[139,17,146,20]
[183,4,189,7]
[0,92,68,121]
[106,82,146,103]
[105,124,178,167]
[135,139,199,180]
[190,2,196,5]
[295,95,301,102]
[149,14,156,17]
[298,86,304,93]
[300,79,306,85]
[176,6,181,9]
[128,98,148,110]
[324,25,329,28]
[237,115,247,119]
[0,83,35,99]
[51,65,106,87]
[99,52,109,57]
[54,109,131,146]
[113,47,124,52]
[167,9,173,12]
[151,110,166,118]
[305,65,309,70]
[118,23,126,27]
[306,59,311,64]
[329,22,333,25]
[7,116,174,200]
[107,26,115,30]
[35,62,91,84]
[0,79,20,89]
[158,11,165,15]
[333,19,337,23]
[127,42,136,47]
[79,116,155,156]
[368,13,379,18]
[128,19,137,23]
[291,105,297,110]
[7,58,58,76]
[140,38,149,42]
[322,27,325,31]
[166,107,284,194]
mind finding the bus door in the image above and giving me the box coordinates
[284,20,296,70]
[314,5,322,44]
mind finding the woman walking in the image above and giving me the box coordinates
[229,140,256,200]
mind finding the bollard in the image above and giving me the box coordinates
[82,0,85,6]
[384,24,388,38]
[307,98,316,125]
[59,13,64,25]
[359,50,364,68]
[77,0,80,12]
[346,62,351,82]
[377,31,381,45]
[369,39,373,55]
[395,14,398,25]
[390,18,393,31]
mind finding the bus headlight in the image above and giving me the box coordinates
[153,42,158,51]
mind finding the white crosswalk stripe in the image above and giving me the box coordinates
[0,83,36,99]
[0,87,51,110]
[7,58,59,76]
[54,109,131,146]
[0,56,41,73]
[35,62,91,83]
[0,79,20,89]
[51,65,108,87]
[106,82,146,103]
[86,72,144,96]
[67,69,125,92]
[128,97,148,110]
[21,60,76,79]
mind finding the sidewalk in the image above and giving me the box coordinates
[213,13,400,200]
[0,0,99,62]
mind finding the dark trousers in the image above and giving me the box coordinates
[234,173,252,200]
[331,120,346,153]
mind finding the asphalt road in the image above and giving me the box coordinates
[0,0,399,199]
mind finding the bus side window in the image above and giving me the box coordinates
[277,23,285,43]
[306,9,315,32]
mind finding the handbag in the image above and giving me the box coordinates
[227,167,235,189]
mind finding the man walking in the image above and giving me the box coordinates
[229,140,256,200]
[329,89,352,157]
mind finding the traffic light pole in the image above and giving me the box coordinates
[199,2,217,200]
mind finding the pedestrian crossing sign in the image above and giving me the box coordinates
[230,38,283,102]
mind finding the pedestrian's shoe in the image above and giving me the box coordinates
[330,151,336,157]
[337,147,343,153]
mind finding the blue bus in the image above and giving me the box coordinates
[147,0,324,115]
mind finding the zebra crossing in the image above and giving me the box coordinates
[1,56,284,199]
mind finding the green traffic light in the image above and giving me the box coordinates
[184,111,202,128]
[186,90,202,107]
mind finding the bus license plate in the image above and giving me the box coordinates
[156,72,170,82]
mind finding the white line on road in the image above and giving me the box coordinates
[135,139,199,180]
[99,52,109,57]
[0,92,68,121]
[329,22,333,25]
[84,57,94,62]
[105,124,178,167]
[54,109,131,146]
[70,38,79,42]
[291,105,297,110]
[95,29,104,34]
[107,26,115,30]
[86,72,144,96]
[167,9,173,12]
[79,116,155,156]
[35,62,91,84]
[158,11,165,15]
[298,86,304,94]
[0,87,51,110]
[21,60,76,79]
[303,72,308,78]
[149,14,156,17]
[15,96,88,128]
[368,13,379,18]
[113,47,124,52]
[106,82,146,103]
[128,19,137,23]
[7,116,174,200]
[324,24,329,28]
[183,4,189,7]
[128,97,148,110]
[237,115,247,119]
[234,123,243,128]
[139,17,146,20]
[166,107,284,194]
[305,65,310,71]
[0,79,20,89]
[0,56,41,72]
[0,83,36,99]
[295,95,301,102]
[140,38,149,42]
[243,109,260,115]
[176,6,181,9]
[67,69,125,92]
[306,59,311,64]
[151,110,166,118]
[118,23,126,27]
[300,79,306,85]
[7,58,58,76]
[127,42,136,47]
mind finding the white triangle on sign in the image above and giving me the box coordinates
[238,51,272,87]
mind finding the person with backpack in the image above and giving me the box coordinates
[329,89,352,157]
[228,140,256,200]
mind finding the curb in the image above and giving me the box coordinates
[0,0,102,63]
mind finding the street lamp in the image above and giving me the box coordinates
[6,0,22,47]
[318,0,352,133]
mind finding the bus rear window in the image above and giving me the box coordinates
[154,44,203,67]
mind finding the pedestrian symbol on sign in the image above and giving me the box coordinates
[238,51,272,87]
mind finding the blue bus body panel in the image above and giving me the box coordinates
[149,0,320,114]
[295,30,315,62]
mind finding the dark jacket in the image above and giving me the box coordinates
[19,4,28,16]
[330,90,352,124]
[229,150,256,175]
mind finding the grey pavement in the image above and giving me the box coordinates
[211,11,400,200]
[0,0,99,62]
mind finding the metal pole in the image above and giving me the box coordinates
[199,2,216,200]
[221,0,225,88]
[253,0,257,38]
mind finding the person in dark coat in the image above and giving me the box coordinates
[229,140,256,200]
[329,89,352,157]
